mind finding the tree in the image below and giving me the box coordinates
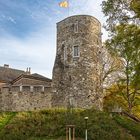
[103,83,140,117]
[105,23,140,113]
[101,46,124,88]
[102,0,140,114]
[102,0,139,34]
[130,0,140,18]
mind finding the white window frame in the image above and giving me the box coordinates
[42,86,44,92]
[30,86,34,92]
[73,45,80,57]
[20,86,23,92]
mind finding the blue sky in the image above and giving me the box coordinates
[0,0,107,78]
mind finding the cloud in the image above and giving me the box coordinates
[7,17,16,24]
[0,0,60,78]
[0,0,108,78]
[0,27,56,78]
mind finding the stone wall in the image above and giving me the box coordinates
[0,86,52,111]
[52,15,103,110]
[0,15,104,111]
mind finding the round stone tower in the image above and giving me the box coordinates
[52,15,103,109]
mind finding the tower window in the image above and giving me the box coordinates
[64,46,67,61]
[74,21,78,33]
[69,75,72,81]
[73,46,79,57]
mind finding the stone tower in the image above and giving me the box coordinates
[52,15,103,109]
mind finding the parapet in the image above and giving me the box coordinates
[0,85,52,111]
[0,85,51,93]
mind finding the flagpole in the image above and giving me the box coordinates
[59,0,69,17]
[68,0,69,17]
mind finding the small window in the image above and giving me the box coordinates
[69,75,72,81]
[74,21,78,33]
[64,46,67,61]
[73,46,79,57]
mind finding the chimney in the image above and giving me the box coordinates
[4,64,9,68]
[29,67,31,74]
[26,67,28,73]
[26,67,31,75]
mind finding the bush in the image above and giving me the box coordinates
[0,109,137,140]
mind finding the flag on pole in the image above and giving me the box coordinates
[59,0,69,8]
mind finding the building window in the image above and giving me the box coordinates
[69,75,71,81]
[74,21,78,33]
[73,46,79,57]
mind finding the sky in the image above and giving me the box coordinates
[0,0,107,78]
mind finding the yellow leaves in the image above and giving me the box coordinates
[131,0,140,17]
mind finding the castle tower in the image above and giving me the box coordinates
[52,15,103,109]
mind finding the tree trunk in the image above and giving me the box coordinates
[126,60,132,113]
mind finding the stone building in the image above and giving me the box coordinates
[52,15,103,109]
[0,64,51,88]
[0,85,52,111]
[0,15,104,111]
[0,64,25,87]
[0,65,52,111]
[12,73,51,88]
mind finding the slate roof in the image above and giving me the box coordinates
[11,73,52,84]
[0,66,25,83]
[31,73,50,80]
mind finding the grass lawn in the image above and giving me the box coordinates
[0,109,139,140]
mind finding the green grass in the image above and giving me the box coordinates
[0,112,16,130]
[0,109,139,140]
[113,114,140,140]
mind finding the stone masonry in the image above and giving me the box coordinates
[52,15,103,109]
[0,86,52,111]
[0,15,103,111]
